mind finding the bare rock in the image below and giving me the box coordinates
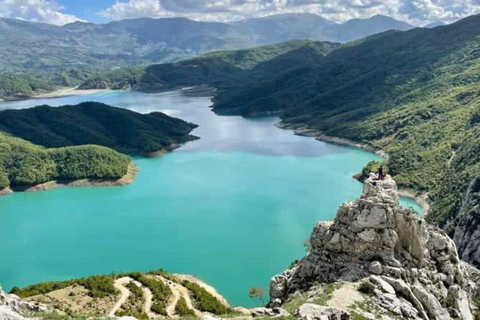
[295,303,349,320]
[251,307,290,318]
[269,175,480,320]
[0,306,26,320]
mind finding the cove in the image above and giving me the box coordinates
[0,90,421,307]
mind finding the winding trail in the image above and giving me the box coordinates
[109,277,131,316]
[109,277,155,319]
[110,274,230,318]
[155,275,202,317]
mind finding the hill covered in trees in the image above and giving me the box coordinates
[0,102,198,191]
[79,40,339,91]
[0,13,414,98]
[81,14,480,244]
[0,102,198,155]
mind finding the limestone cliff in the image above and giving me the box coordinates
[270,174,480,320]
[0,284,47,320]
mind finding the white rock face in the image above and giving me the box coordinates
[0,284,47,320]
[0,306,26,320]
[295,303,349,320]
[270,175,480,320]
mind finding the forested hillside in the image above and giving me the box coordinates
[84,14,480,238]
[0,102,198,190]
[0,102,198,155]
[80,40,339,91]
[0,132,131,190]
[0,74,54,99]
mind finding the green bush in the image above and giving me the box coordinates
[175,297,196,316]
[182,280,231,315]
[130,274,171,316]
[358,281,375,295]
[10,275,117,298]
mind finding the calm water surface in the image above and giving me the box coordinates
[0,90,421,306]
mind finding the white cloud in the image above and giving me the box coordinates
[98,0,174,20]
[105,0,480,25]
[0,0,84,25]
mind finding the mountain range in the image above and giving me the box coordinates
[0,13,415,91]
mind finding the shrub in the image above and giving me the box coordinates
[182,280,231,315]
[175,297,196,316]
[358,281,375,295]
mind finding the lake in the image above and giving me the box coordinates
[0,89,421,306]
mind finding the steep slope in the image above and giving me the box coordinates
[0,102,198,155]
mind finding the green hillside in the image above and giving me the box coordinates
[0,74,55,99]
[0,131,131,190]
[85,15,480,231]
[0,102,198,155]
[0,102,199,190]
[80,40,339,92]
[213,15,480,229]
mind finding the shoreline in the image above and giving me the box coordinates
[3,162,138,197]
[275,121,429,215]
[32,87,110,99]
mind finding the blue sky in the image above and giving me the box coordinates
[52,0,114,23]
[1,0,480,26]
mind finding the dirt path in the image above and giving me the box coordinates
[109,277,132,316]
[143,285,154,318]
[155,275,203,317]
[327,283,364,311]
[110,277,156,319]
[174,274,230,307]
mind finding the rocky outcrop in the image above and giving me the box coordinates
[270,174,480,320]
[295,304,349,320]
[0,284,47,320]
[453,177,480,267]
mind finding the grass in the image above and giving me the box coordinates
[182,280,231,315]
[175,297,196,316]
[10,275,118,299]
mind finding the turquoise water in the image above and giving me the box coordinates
[0,90,422,306]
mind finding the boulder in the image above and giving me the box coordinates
[295,303,349,320]
[251,307,289,318]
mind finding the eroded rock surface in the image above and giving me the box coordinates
[270,174,480,320]
[0,285,47,320]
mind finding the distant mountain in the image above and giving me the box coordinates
[333,15,413,42]
[425,21,446,28]
[0,14,414,90]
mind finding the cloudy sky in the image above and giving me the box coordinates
[1,0,480,26]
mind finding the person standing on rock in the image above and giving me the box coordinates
[378,166,384,180]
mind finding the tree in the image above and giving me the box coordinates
[249,287,266,307]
